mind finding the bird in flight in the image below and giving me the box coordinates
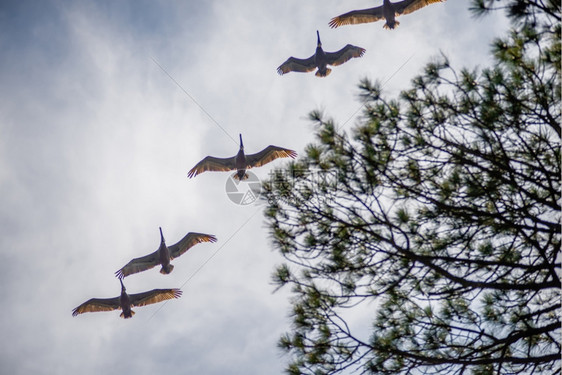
[187,134,297,180]
[277,30,365,77]
[115,227,217,278]
[72,279,182,319]
[329,0,446,30]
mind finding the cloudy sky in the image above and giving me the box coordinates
[0,1,509,374]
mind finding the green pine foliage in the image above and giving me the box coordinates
[262,1,560,374]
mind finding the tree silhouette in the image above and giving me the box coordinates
[262,1,560,373]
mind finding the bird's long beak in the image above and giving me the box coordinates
[316,30,321,47]
[159,227,165,243]
[239,134,244,150]
[119,278,125,291]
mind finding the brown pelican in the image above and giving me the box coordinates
[329,0,446,30]
[187,134,297,180]
[72,279,182,318]
[115,227,217,278]
[277,30,365,77]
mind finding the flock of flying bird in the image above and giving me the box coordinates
[72,0,446,319]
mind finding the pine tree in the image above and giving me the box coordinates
[262,1,560,373]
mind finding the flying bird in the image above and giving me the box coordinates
[187,134,297,180]
[72,279,182,318]
[329,0,446,30]
[277,30,365,77]
[115,227,217,278]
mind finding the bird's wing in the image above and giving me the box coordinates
[245,146,297,168]
[115,250,159,279]
[72,296,121,316]
[129,289,182,307]
[395,0,445,15]
[325,45,366,66]
[328,7,384,28]
[277,56,316,75]
[187,155,237,178]
[169,232,217,259]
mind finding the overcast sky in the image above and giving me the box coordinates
[0,1,509,374]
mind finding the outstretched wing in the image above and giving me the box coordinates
[277,55,316,75]
[325,45,366,66]
[187,155,237,178]
[329,6,383,28]
[129,289,182,307]
[246,146,297,169]
[169,232,217,259]
[72,296,121,316]
[395,0,445,15]
[115,250,159,279]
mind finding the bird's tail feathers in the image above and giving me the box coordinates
[315,68,332,77]
[383,20,399,30]
[160,264,174,274]
[233,173,249,181]
[120,310,135,319]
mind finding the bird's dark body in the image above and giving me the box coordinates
[154,227,174,274]
[235,147,248,180]
[383,0,398,29]
[119,288,134,318]
[315,46,329,77]
[158,241,173,274]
